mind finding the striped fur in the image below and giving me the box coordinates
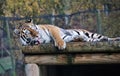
[14,19,120,50]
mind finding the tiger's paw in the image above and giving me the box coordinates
[55,41,66,50]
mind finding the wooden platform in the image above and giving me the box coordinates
[22,42,120,65]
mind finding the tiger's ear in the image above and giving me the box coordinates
[25,19,33,23]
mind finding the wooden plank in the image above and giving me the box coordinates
[74,53,120,64]
[25,55,68,65]
[0,56,12,73]
[22,42,120,54]
[24,53,120,65]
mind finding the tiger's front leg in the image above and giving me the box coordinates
[54,39,66,50]
[49,28,66,50]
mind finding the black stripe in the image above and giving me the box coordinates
[63,35,68,39]
[74,30,80,35]
[91,33,94,38]
[44,30,53,41]
[98,35,102,39]
[85,32,90,38]
[44,30,50,36]
[23,35,26,39]
[21,35,26,42]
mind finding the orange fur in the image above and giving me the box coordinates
[25,27,38,37]
[38,25,66,49]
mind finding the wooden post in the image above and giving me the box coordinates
[51,9,55,25]
[63,0,72,26]
[96,9,102,34]
[5,18,16,76]
[25,64,39,76]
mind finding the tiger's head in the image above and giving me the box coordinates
[14,19,40,46]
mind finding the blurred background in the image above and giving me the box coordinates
[0,0,120,76]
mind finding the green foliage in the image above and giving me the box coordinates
[0,0,6,15]
[0,0,119,16]
[3,0,40,16]
[102,11,120,37]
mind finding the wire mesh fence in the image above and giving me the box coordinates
[0,9,120,76]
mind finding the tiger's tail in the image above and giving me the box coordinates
[108,37,120,41]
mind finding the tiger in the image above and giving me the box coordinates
[14,19,120,50]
